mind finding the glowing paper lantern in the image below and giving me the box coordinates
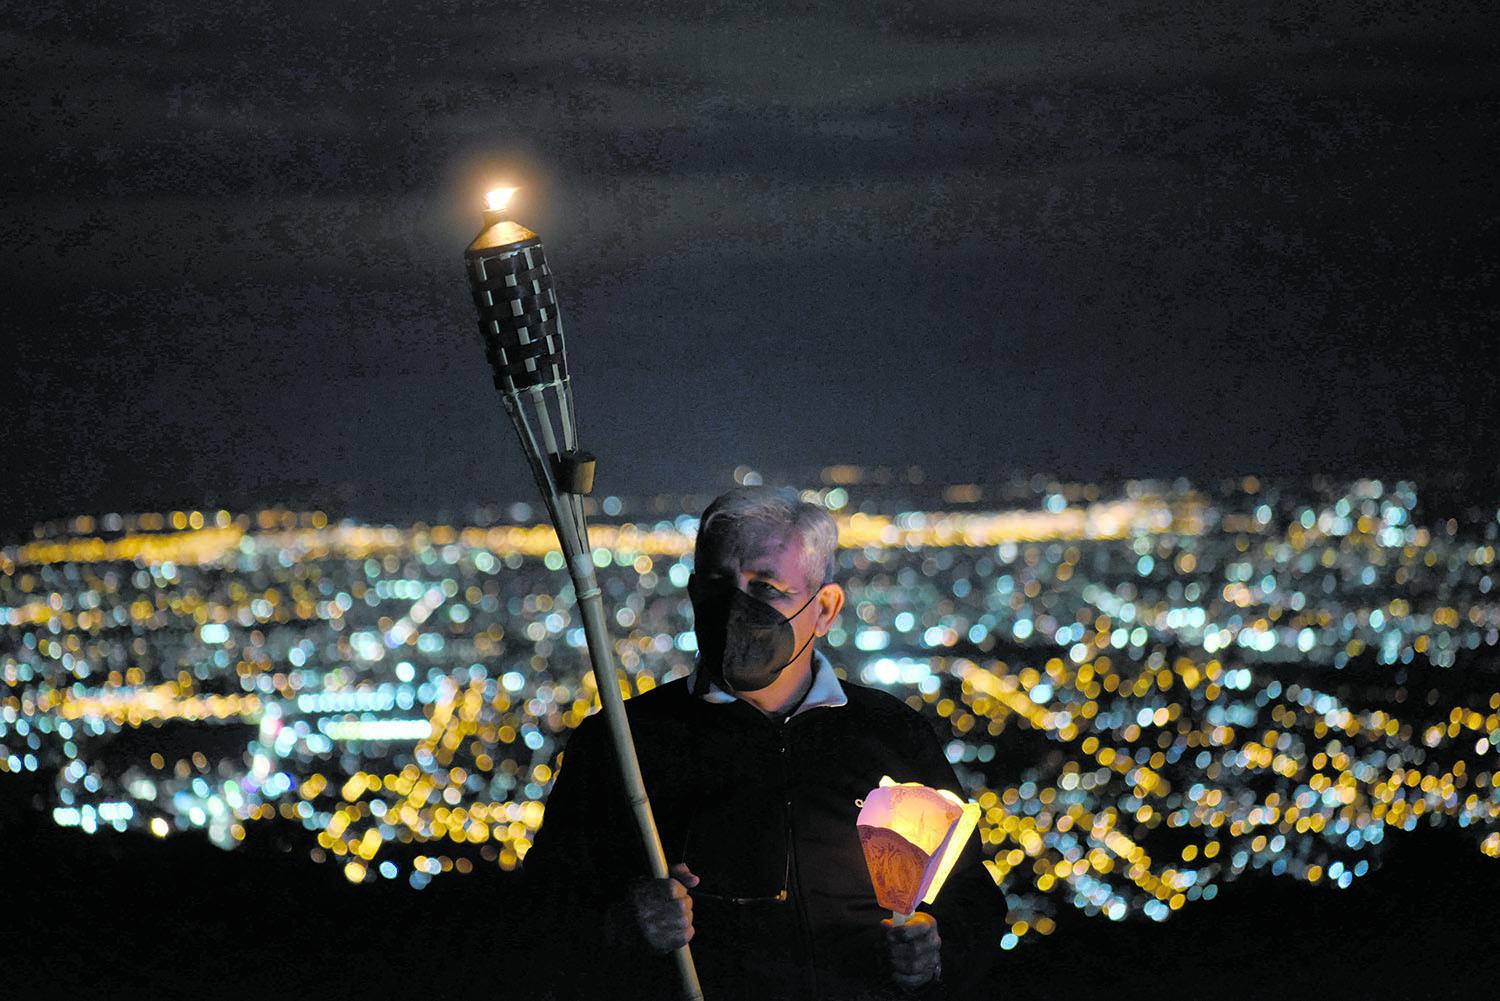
[857,776,981,922]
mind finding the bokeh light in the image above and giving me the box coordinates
[2,471,1497,952]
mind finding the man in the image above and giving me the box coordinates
[520,486,1005,999]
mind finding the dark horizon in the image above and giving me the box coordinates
[5,458,1500,546]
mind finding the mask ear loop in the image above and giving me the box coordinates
[784,582,824,622]
[766,584,829,716]
[777,583,825,667]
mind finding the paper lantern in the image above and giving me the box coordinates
[856,776,981,921]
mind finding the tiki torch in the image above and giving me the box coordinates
[463,188,704,1000]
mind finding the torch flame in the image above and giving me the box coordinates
[485,187,518,212]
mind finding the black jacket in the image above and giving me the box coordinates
[519,668,1006,1000]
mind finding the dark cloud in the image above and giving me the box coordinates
[3,0,1497,535]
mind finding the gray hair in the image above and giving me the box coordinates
[694,485,838,593]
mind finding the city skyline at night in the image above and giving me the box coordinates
[5,470,1498,960]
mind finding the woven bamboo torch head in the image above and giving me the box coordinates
[464,187,569,396]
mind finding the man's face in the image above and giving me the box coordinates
[696,529,844,701]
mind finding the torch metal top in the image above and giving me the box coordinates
[466,218,541,258]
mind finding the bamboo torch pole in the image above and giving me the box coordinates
[462,187,703,1000]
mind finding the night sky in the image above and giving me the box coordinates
[4,1,1497,537]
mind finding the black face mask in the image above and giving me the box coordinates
[688,574,822,694]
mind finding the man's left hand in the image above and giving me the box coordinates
[881,912,941,990]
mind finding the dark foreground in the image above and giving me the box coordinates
[3,773,1495,1001]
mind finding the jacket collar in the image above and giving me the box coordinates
[690,647,848,717]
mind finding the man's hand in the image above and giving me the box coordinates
[882,912,942,990]
[626,862,699,953]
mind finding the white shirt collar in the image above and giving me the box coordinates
[691,647,848,716]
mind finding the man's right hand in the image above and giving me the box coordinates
[626,862,699,953]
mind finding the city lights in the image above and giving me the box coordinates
[2,471,1498,948]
